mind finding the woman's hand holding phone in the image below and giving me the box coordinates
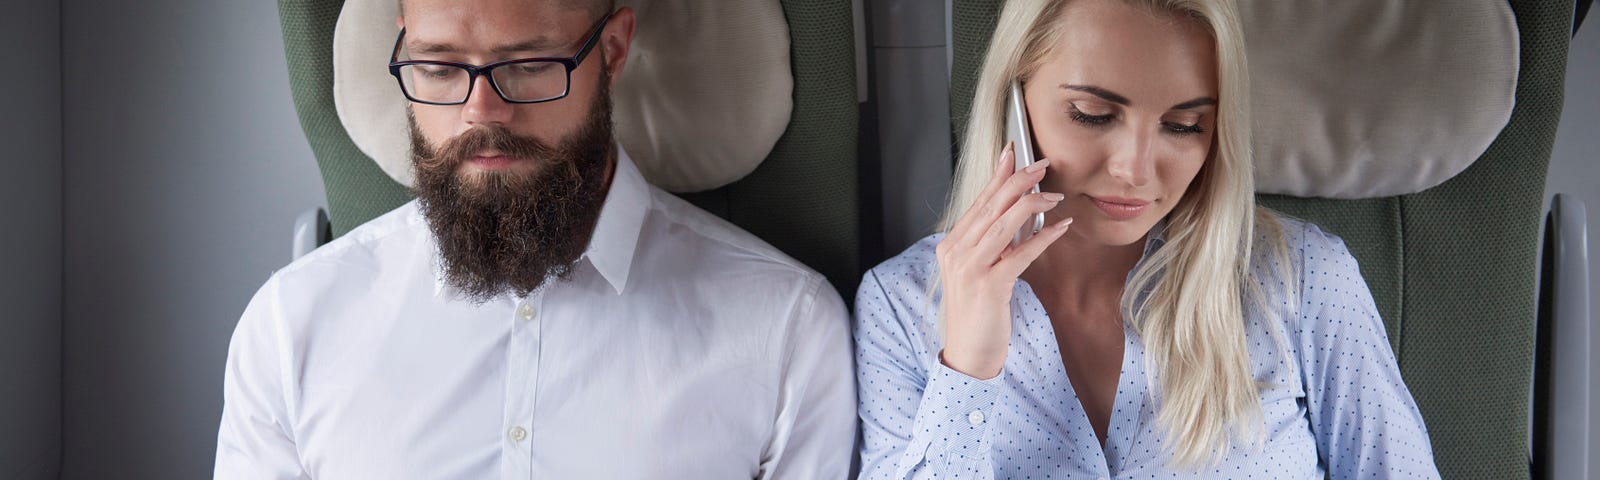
[935,143,1074,380]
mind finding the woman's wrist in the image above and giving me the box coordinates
[940,347,1005,380]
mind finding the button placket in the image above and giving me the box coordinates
[500,292,545,476]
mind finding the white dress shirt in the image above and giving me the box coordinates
[215,148,856,479]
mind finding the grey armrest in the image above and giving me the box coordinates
[1533,194,1590,479]
[292,207,330,261]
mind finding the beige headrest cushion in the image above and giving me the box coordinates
[1241,0,1518,198]
[333,0,792,192]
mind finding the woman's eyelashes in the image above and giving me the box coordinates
[1067,105,1115,126]
[1162,121,1205,136]
[1066,104,1207,137]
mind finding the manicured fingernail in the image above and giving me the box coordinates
[1026,159,1048,173]
[1043,193,1065,202]
[1056,217,1074,229]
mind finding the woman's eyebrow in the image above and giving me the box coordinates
[1061,84,1130,105]
[1061,84,1216,111]
[1170,97,1217,110]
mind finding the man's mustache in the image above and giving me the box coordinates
[418,126,561,170]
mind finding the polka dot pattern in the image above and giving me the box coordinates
[853,219,1441,479]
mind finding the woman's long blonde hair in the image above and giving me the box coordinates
[942,0,1290,468]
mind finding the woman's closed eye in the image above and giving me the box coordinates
[1068,104,1208,136]
[1161,120,1205,136]
[1068,103,1115,127]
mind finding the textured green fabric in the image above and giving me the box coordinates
[950,0,1001,151]
[1384,1,1569,476]
[950,0,1571,478]
[278,0,860,298]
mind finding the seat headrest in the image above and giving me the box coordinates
[1240,0,1518,198]
[333,0,793,192]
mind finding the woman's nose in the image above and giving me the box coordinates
[1106,130,1155,187]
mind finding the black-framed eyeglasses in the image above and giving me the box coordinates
[388,12,612,105]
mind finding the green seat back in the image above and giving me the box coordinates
[951,0,1571,477]
[278,0,861,297]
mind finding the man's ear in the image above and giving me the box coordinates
[396,15,405,30]
[600,7,636,86]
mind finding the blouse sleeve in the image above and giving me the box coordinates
[1295,225,1441,479]
[854,269,1007,480]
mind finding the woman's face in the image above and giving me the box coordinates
[1024,0,1219,248]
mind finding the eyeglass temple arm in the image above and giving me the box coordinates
[569,12,612,67]
[390,28,406,63]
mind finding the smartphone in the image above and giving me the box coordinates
[1006,81,1047,246]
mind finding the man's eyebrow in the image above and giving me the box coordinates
[490,38,564,54]
[406,41,458,55]
[406,38,564,56]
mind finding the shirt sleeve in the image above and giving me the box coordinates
[1295,226,1441,479]
[214,276,311,480]
[759,274,859,480]
[854,269,1006,480]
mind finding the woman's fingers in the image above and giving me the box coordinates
[994,216,1073,278]
[957,157,1051,247]
[937,146,1059,382]
[949,144,1016,242]
[971,190,1062,263]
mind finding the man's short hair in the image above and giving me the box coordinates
[572,0,616,19]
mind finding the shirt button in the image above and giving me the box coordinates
[967,410,985,426]
[508,426,527,442]
[517,304,536,320]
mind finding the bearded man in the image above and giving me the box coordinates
[213,1,855,478]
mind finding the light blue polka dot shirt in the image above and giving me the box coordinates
[853,218,1440,479]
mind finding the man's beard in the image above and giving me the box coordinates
[410,79,615,303]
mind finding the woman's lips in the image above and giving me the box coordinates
[1087,195,1151,220]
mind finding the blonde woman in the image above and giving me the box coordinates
[853,0,1439,477]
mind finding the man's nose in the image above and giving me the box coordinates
[460,75,513,127]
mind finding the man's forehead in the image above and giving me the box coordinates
[401,0,592,53]
[401,0,595,23]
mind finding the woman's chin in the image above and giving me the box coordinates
[1070,218,1157,248]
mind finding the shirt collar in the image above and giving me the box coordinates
[432,144,650,299]
[1122,217,1171,292]
[582,146,650,295]
[1142,217,1170,257]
